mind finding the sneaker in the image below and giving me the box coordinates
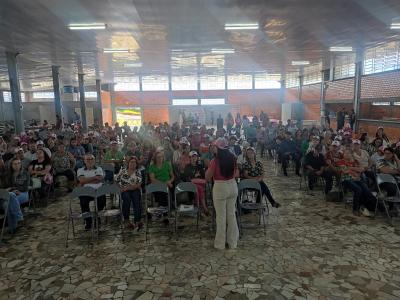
[272,202,281,208]
[360,207,371,217]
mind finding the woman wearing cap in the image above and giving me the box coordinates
[243,147,280,208]
[183,151,209,216]
[205,137,239,250]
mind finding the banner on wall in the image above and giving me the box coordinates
[116,107,142,127]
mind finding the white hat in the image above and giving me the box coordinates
[332,140,341,147]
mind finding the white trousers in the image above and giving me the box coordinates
[212,179,239,249]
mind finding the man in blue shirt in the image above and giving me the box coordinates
[278,131,301,176]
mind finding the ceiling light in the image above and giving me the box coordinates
[103,48,129,53]
[68,23,106,30]
[124,63,143,68]
[390,22,400,29]
[225,23,259,30]
[291,61,310,66]
[329,46,353,52]
[211,48,235,54]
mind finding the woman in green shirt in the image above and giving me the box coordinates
[148,149,175,207]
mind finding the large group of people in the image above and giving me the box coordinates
[0,110,399,249]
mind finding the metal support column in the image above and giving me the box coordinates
[6,52,24,134]
[52,66,63,127]
[320,71,327,128]
[298,75,304,101]
[78,73,88,132]
[0,90,4,122]
[110,83,116,124]
[353,49,364,132]
[95,79,103,126]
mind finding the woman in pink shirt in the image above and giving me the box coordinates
[205,138,239,250]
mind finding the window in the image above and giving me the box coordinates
[285,73,300,88]
[364,41,400,75]
[84,91,97,98]
[394,102,400,106]
[200,75,225,90]
[334,54,355,79]
[171,75,198,90]
[172,98,198,106]
[142,75,169,91]
[114,76,140,91]
[303,63,322,85]
[254,73,281,89]
[372,101,390,106]
[33,92,54,99]
[200,98,225,105]
[3,91,25,102]
[227,74,252,89]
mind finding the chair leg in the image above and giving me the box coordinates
[65,216,70,248]
[261,209,266,236]
[382,201,393,225]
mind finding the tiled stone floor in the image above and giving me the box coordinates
[1,159,400,300]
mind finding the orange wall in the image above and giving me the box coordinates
[112,89,282,124]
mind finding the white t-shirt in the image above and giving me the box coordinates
[353,149,370,169]
[77,166,104,189]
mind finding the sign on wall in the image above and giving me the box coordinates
[116,107,142,127]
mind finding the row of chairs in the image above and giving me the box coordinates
[298,161,400,224]
[66,178,269,246]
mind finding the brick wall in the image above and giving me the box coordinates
[361,70,400,99]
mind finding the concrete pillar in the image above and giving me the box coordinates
[320,71,327,128]
[298,75,304,102]
[95,79,103,126]
[52,66,63,128]
[110,83,116,125]
[6,52,24,134]
[78,73,88,132]
[353,49,364,132]
[0,90,4,122]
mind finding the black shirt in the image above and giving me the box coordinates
[304,152,326,171]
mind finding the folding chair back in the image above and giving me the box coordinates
[66,186,97,247]
[100,163,115,173]
[236,179,267,236]
[174,182,199,238]
[0,189,10,244]
[375,173,400,225]
[144,182,171,241]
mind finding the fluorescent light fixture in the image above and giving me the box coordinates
[225,23,259,30]
[291,60,310,66]
[103,48,129,53]
[390,22,400,29]
[124,63,143,68]
[211,48,235,54]
[330,46,353,52]
[68,23,106,30]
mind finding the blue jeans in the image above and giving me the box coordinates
[12,192,29,205]
[121,190,142,223]
[342,180,376,212]
[3,192,24,230]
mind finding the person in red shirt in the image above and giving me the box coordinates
[337,149,376,216]
[205,138,239,250]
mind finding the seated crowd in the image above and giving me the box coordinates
[0,113,399,237]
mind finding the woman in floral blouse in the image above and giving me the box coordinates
[115,156,143,230]
[242,147,280,208]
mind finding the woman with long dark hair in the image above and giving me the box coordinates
[205,138,239,250]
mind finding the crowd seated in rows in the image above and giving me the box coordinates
[0,112,400,237]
